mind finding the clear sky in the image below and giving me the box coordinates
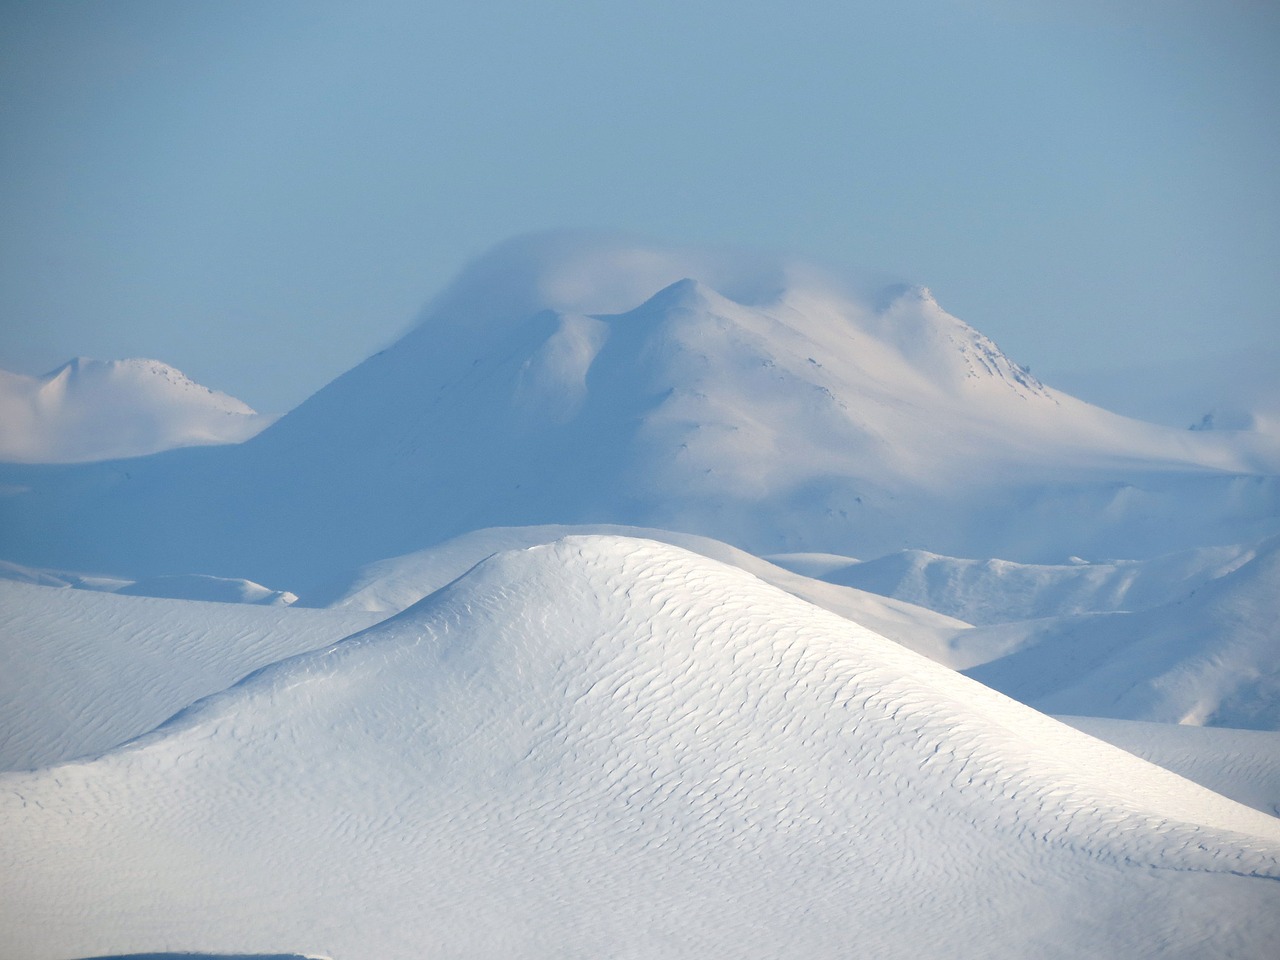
[2,0,1276,420]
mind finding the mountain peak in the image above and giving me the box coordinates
[0,357,272,464]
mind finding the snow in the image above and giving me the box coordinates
[2,537,1277,960]
[1,239,1276,590]
[1059,715,1280,817]
[0,579,380,770]
[303,522,968,662]
[0,559,298,605]
[0,358,274,464]
[1,236,1278,957]
[961,535,1280,728]
[800,540,1259,626]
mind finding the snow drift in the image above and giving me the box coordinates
[2,538,1277,960]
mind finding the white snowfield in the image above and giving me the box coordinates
[1059,716,1280,817]
[0,357,274,463]
[2,538,1278,960]
[0,580,381,771]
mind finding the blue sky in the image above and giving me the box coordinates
[2,0,1276,418]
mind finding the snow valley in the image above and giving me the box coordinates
[2,235,1278,960]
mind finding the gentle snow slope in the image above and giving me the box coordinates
[2,538,1277,960]
[305,523,970,662]
[0,358,273,463]
[1059,715,1280,817]
[0,580,381,770]
[962,535,1280,728]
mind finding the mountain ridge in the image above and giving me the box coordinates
[0,239,1276,590]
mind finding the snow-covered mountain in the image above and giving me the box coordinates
[3,235,1278,957]
[0,357,274,463]
[3,538,1277,960]
[2,236,1275,592]
[784,540,1260,625]
[961,534,1280,729]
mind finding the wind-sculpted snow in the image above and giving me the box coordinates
[303,522,969,662]
[1059,716,1280,817]
[0,580,381,770]
[2,538,1278,960]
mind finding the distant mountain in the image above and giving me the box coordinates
[3,538,1277,959]
[1,236,1276,591]
[793,541,1259,626]
[0,357,273,463]
[962,535,1280,729]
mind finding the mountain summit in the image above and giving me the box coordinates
[0,357,273,463]
[1,236,1277,588]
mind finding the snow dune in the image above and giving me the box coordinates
[2,537,1277,960]
[0,358,273,463]
[1059,715,1280,816]
[305,522,969,660]
[0,580,380,770]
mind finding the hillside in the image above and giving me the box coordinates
[2,538,1277,960]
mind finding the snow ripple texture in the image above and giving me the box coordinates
[2,537,1278,960]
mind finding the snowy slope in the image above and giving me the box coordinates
[1059,715,1280,816]
[0,579,380,770]
[962,535,1280,728]
[795,540,1259,625]
[0,558,298,605]
[2,538,1278,960]
[305,523,970,662]
[0,358,273,463]
[1,236,1276,591]
[0,525,963,771]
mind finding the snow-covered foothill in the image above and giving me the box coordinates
[0,579,381,770]
[962,535,1280,729]
[791,540,1261,625]
[0,357,274,463]
[0,559,297,605]
[2,538,1277,960]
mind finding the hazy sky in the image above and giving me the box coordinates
[2,0,1276,418]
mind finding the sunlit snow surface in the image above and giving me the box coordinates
[2,238,1278,959]
[2,539,1278,960]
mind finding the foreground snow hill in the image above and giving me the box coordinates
[0,357,274,463]
[2,234,1276,591]
[3,538,1277,960]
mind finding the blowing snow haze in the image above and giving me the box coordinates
[3,234,1280,960]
